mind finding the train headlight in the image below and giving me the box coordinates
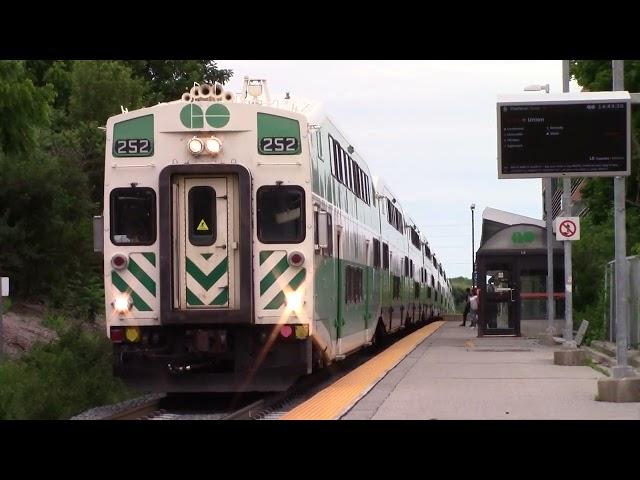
[113,294,133,313]
[285,290,303,312]
[205,137,222,155]
[188,137,205,155]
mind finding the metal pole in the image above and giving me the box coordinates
[471,207,475,287]
[612,59,633,377]
[545,177,555,334]
[562,178,573,342]
[561,60,574,344]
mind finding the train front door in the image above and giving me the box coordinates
[174,177,233,310]
[479,259,519,336]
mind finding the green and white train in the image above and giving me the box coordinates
[98,77,454,392]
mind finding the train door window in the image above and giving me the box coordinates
[110,187,156,246]
[382,243,389,270]
[414,281,420,299]
[188,186,216,246]
[393,275,401,300]
[404,257,409,277]
[373,238,381,268]
[257,185,306,243]
[410,259,414,278]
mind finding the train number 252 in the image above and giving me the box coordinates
[114,139,152,156]
[260,137,298,153]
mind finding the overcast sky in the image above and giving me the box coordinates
[217,60,581,279]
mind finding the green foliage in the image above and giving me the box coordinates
[568,60,640,342]
[450,276,472,313]
[0,149,96,302]
[1,297,11,312]
[124,60,233,104]
[68,61,146,125]
[0,60,54,154]
[0,321,132,419]
[0,59,232,316]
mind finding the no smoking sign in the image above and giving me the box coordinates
[554,216,580,241]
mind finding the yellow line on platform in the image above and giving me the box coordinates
[280,321,445,420]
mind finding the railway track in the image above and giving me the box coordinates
[83,321,432,421]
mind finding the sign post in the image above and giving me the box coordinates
[611,60,634,378]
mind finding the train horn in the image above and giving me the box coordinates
[222,90,234,102]
[198,83,213,99]
[190,85,200,99]
[181,92,192,102]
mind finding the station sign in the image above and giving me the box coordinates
[497,91,631,178]
[554,216,580,241]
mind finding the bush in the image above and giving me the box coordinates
[0,320,132,419]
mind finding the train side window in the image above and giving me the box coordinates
[410,259,414,278]
[257,185,306,243]
[345,266,363,304]
[414,281,420,299]
[110,187,156,246]
[373,238,381,268]
[392,276,400,300]
[188,186,216,246]
[382,243,389,270]
[316,129,323,160]
[404,257,409,277]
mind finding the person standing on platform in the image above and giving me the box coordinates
[460,288,471,326]
[469,288,479,328]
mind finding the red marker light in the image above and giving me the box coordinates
[110,327,124,343]
[111,253,128,270]
[287,251,305,267]
[280,325,293,338]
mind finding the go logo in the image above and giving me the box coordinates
[180,104,230,128]
[511,231,535,244]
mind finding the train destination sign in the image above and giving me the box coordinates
[497,92,631,178]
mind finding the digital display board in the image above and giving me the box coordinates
[497,92,630,178]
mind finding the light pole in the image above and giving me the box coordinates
[470,203,475,287]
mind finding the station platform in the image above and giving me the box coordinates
[340,321,640,420]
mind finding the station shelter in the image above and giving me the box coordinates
[475,208,565,337]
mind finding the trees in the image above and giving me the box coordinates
[569,60,640,339]
[0,61,54,154]
[0,60,234,315]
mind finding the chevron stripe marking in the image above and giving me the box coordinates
[260,255,289,296]
[186,287,205,306]
[210,288,229,305]
[264,268,306,310]
[142,252,156,267]
[260,250,274,265]
[127,257,156,297]
[111,271,152,311]
[186,256,228,290]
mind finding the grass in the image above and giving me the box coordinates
[583,357,611,377]
[0,317,134,419]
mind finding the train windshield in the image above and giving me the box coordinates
[110,187,156,245]
[257,185,305,243]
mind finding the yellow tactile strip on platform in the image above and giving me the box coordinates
[281,321,445,420]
